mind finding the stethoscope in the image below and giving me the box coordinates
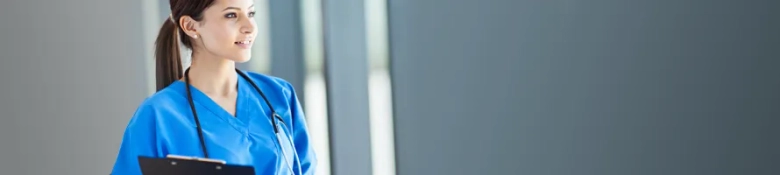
[183,68,302,175]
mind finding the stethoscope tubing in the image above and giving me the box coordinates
[184,68,300,175]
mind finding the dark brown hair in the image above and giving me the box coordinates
[155,0,216,91]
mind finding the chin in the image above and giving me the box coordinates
[232,57,251,63]
[230,53,252,63]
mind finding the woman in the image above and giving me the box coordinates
[111,0,316,174]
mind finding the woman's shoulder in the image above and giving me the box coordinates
[239,70,297,95]
[240,70,294,88]
[141,82,188,108]
[127,82,189,125]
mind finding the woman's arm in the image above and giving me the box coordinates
[111,104,162,175]
[285,82,318,175]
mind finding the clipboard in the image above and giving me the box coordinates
[137,155,255,175]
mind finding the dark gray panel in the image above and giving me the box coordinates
[268,0,306,105]
[389,0,779,174]
[323,0,373,174]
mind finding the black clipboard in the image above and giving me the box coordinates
[138,155,255,175]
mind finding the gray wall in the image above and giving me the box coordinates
[389,0,779,175]
[0,0,149,174]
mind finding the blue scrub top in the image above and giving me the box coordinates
[111,71,316,175]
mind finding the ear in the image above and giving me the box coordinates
[178,15,201,39]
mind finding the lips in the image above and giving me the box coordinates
[235,40,252,49]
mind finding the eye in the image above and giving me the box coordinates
[224,12,237,18]
[248,11,256,17]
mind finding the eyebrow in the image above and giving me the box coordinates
[223,4,254,11]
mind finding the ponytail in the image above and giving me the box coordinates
[154,18,182,91]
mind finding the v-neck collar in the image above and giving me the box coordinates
[173,72,253,133]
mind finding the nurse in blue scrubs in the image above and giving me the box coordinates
[111,0,316,174]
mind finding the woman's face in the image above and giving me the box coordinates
[186,0,257,63]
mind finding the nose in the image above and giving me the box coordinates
[240,15,255,34]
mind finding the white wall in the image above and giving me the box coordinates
[0,0,150,174]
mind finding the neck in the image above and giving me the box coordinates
[184,52,238,97]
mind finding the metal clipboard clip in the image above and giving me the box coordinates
[166,154,227,164]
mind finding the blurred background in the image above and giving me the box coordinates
[0,0,778,174]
